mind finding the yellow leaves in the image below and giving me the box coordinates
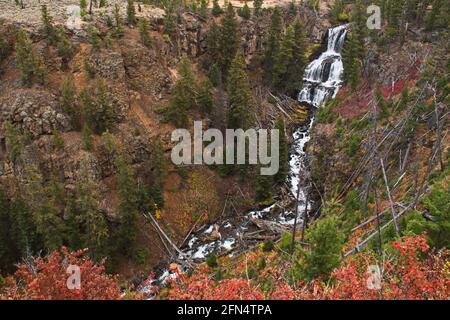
[425,96,435,108]
[155,209,161,220]
[443,260,450,278]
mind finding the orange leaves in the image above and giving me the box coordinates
[0,247,121,300]
[1,236,447,300]
[329,235,449,300]
[166,235,449,300]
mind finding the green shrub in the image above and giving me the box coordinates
[301,215,344,281]
[206,253,218,268]
[280,232,292,252]
[257,258,266,270]
[405,179,450,248]
[345,133,362,157]
[134,248,149,264]
[262,240,274,252]
[84,58,96,78]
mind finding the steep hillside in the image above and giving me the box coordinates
[0,0,448,300]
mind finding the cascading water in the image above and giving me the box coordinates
[290,25,348,208]
[298,25,347,107]
[144,25,348,291]
[183,25,348,261]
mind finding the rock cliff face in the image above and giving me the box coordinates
[0,0,328,276]
[1,89,71,137]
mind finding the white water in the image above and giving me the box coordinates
[290,24,348,203]
[298,24,348,107]
[146,25,348,288]
[183,24,348,262]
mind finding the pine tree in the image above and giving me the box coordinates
[52,129,65,151]
[342,34,361,91]
[227,54,255,130]
[199,0,209,19]
[127,0,136,25]
[68,168,109,260]
[208,62,222,87]
[408,182,450,248]
[212,0,223,16]
[60,74,80,130]
[0,30,11,64]
[163,1,176,36]
[274,118,289,185]
[15,30,47,86]
[113,4,124,37]
[288,0,297,15]
[0,189,17,273]
[398,85,409,111]
[205,21,221,66]
[256,174,273,202]
[238,2,251,20]
[219,3,240,76]
[197,78,214,115]
[329,0,346,24]
[351,0,367,59]
[81,77,115,134]
[0,190,39,274]
[253,0,263,17]
[284,18,308,95]
[88,26,102,50]
[162,58,198,127]
[404,0,419,24]
[301,215,344,281]
[100,130,117,161]
[24,165,65,251]
[151,136,167,191]
[3,121,23,164]
[266,16,308,93]
[56,27,74,68]
[82,126,94,151]
[273,25,295,88]
[426,0,446,31]
[139,18,152,47]
[386,0,403,39]
[80,0,88,16]
[375,81,388,115]
[84,58,96,78]
[115,152,140,255]
[263,7,283,84]
[41,5,57,44]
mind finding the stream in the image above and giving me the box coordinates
[147,25,348,288]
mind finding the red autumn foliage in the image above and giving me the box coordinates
[166,236,449,300]
[333,59,421,120]
[166,265,264,300]
[0,247,121,300]
[327,236,449,299]
[0,236,447,300]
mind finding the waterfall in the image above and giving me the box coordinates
[298,24,348,107]
[289,25,348,210]
[145,26,349,287]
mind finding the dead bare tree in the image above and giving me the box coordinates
[374,187,383,253]
[380,158,400,236]
[144,212,195,268]
[301,194,309,243]
[290,177,302,255]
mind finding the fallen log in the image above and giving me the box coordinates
[242,234,278,241]
[250,218,291,234]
